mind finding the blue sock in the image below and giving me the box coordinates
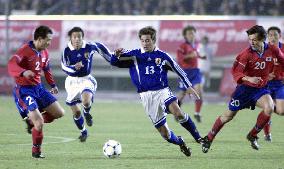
[74,115,84,130]
[180,114,201,141]
[166,131,183,145]
[83,105,91,114]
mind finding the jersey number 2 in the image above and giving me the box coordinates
[35,61,40,70]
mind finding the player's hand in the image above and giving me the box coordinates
[50,86,59,94]
[186,86,201,100]
[114,48,124,59]
[268,72,275,81]
[23,70,35,79]
[75,61,84,70]
[246,76,263,84]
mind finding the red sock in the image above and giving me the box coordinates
[32,128,43,153]
[249,111,271,137]
[263,117,271,136]
[207,116,224,141]
[42,113,55,123]
[195,99,203,113]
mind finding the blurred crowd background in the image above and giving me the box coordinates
[0,0,282,16]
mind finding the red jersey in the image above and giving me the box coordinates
[177,42,200,69]
[271,42,284,80]
[8,41,56,86]
[232,43,284,88]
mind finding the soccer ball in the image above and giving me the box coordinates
[103,140,122,158]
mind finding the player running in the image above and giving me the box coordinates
[201,25,284,153]
[111,26,204,157]
[8,25,65,158]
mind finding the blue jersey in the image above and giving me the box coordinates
[61,41,112,77]
[111,48,192,93]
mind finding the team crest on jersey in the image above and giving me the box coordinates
[155,58,161,65]
[77,54,82,57]
[266,57,272,62]
[147,57,152,61]
[84,52,89,59]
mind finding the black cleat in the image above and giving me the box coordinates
[194,114,202,123]
[25,119,33,134]
[177,136,192,157]
[264,133,272,142]
[32,152,45,159]
[247,134,259,150]
[201,136,211,153]
[84,113,93,127]
[78,130,88,142]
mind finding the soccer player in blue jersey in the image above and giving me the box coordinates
[111,26,203,157]
[61,27,113,142]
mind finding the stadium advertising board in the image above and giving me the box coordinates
[0,20,61,55]
[159,20,256,57]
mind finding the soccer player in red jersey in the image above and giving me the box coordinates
[201,25,284,153]
[262,26,284,142]
[176,25,206,123]
[8,25,65,158]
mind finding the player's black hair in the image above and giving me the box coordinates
[182,25,196,37]
[138,26,156,42]
[267,26,281,34]
[246,25,267,41]
[68,27,84,38]
[34,25,53,40]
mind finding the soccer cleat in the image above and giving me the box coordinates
[194,114,202,123]
[201,136,211,153]
[24,119,33,134]
[177,136,192,157]
[264,133,272,142]
[84,113,93,127]
[32,152,45,159]
[78,130,88,142]
[247,134,260,150]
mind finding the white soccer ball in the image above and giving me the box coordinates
[103,140,122,158]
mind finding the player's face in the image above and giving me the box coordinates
[268,30,281,45]
[185,30,195,43]
[140,34,155,52]
[248,33,264,52]
[38,33,53,50]
[70,32,83,50]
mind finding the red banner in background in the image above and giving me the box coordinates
[0,20,61,55]
[158,20,256,57]
[0,67,15,94]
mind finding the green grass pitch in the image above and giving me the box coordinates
[0,95,283,169]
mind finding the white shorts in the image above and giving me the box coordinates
[139,87,177,128]
[65,75,97,105]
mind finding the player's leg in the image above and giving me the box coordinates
[177,80,187,106]
[247,94,274,150]
[81,76,97,127]
[70,104,88,142]
[28,108,45,158]
[168,100,202,143]
[81,90,93,127]
[157,123,191,157]
[12,86,34,133]
[202,109,238,153]
[38,85,64,123]
[139,89,190,156]
[192,83,203,122]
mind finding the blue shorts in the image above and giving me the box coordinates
[15,84,57,112]
[178,68,202,91]
[12,87,29,119]
[267,80,284,99]
[228,85,270,111]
